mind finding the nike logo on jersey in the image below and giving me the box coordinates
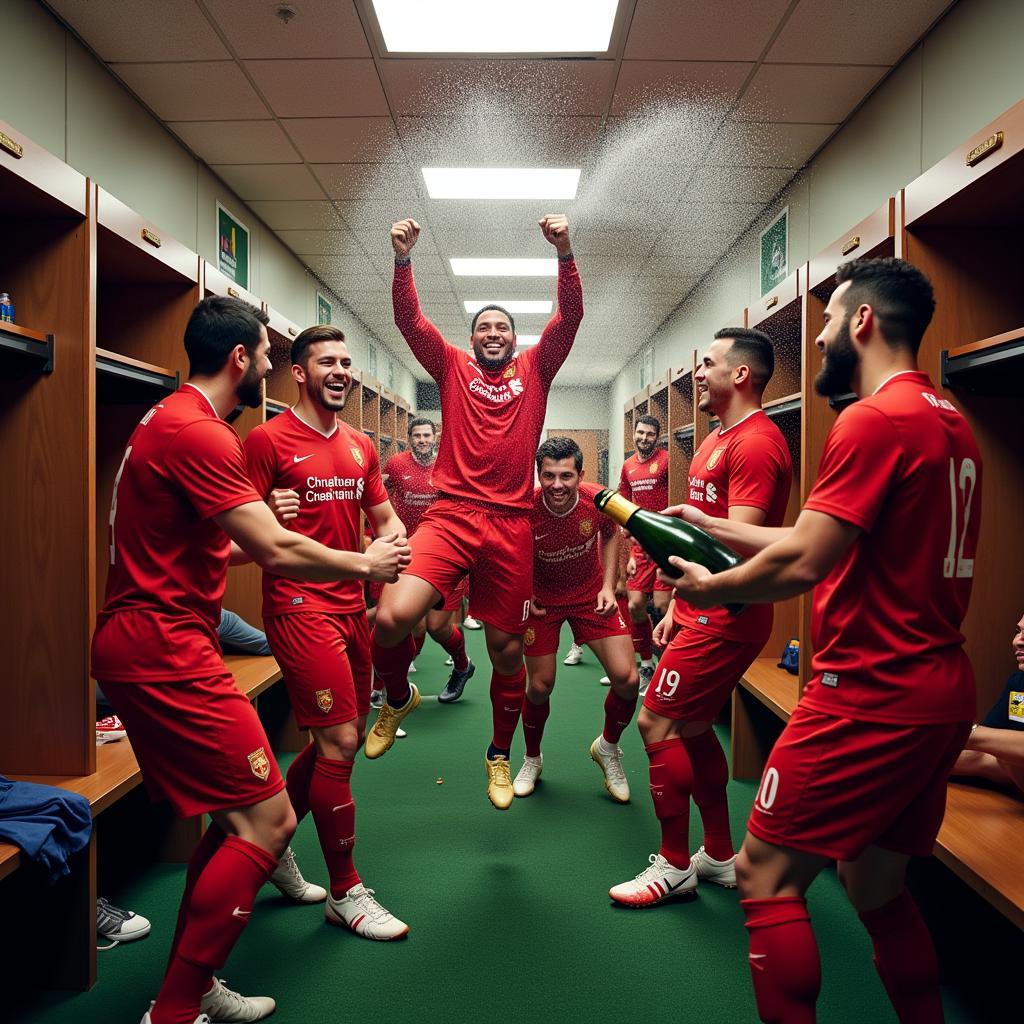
[232,906,251,919]
[293,454,314,463]
[534,533,550,541]
[403,474,413,479]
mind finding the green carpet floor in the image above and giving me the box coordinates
[23,628,1012,1023]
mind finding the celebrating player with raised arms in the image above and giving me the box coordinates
[369,214,584,811]
[665,258,981,1024]
[245,324,411,941]
[513,437,639,801]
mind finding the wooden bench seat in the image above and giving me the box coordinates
[738,658,799,720]
[0,843,21,882]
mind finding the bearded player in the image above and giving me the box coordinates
[668,259,980,1024]
[369,214,583,811]
[245,325,409,941]
[512,437,639,802]
[93,298,410,1024]
[619,415,671,693]
[610,328,791,908]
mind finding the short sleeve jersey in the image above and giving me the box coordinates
[383,449,437,535]
[91,385,261,683]
[982,672,1024,731]
[244,409,388,618]
[801,371,982,725]
[530,483,616,608]
[675,410,792,642]
[618,449,669,513]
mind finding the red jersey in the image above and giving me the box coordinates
[530,483,617,608]
[676,410,792,642]
[618,448,669,512]
[392,259,583,509]
[244,409,388,618]
[801,371,981,724]
[91,385,261,682]
[383,449,437,534]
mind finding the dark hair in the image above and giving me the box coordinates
[634,414,661,436]
[536,436,583,473]
[713,327,775,393]
[407,416,435,436]
[291,324,346,367]
[834,257,935,356]
[184,296,268,376]
[471,304,516,335]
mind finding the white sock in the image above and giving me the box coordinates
[597,735,616,756]
[524,753,542,765]
[641,659,654,669]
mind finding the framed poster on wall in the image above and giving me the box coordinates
[316,291,333,325]
[217,202,250,288]
[760,206,788,296]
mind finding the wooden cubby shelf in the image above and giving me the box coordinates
[265,398,288,419]
[95,348,178,402]
[673,423,694,443]
[762,392,801,420]
[941,326,1024,394]
[0,322,54,374]
[827,391,857,409]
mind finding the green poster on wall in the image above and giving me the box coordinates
[760,206,788,296]
[316,292,333,325]
[217,202,249,288]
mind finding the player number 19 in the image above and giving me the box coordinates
[654,668,680,698]
[944,457,976,579]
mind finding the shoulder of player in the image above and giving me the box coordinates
[578,482,602,504]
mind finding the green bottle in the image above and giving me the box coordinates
[594,489,744,613]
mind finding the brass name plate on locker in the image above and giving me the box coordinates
[227,286,240,298]
[0,131,24,158]
[288,326,298,336]
[966,131,1003,167]
[141,228,162,248]
[841,235,861,256]
[765,295,779,310]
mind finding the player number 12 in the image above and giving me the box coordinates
[944,457,976,579]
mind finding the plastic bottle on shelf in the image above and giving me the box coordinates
[0,293,14,324]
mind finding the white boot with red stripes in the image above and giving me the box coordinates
[325,882,409,940]
[608,854,697,907]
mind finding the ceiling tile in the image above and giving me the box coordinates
[600,113,720,168]
[335,201,438,253]
[370,252,449,277]
[169,120,301,164]
[705,121,836,167]
[612,61,751,116]
[735,64,889,123]
[670,202,765,235]
[301,257,383,288]
[313,163,421,202]
[210,163,324,201]
[112,62,267,120]
[652,228,735,260]
[276,229,364,255]
[573,226,663,255]
[204,0,371,59]
[685,165,796,204]
[625,0,793,61]
[245,59,389,117]
[767,0,949,65]
[643,256,720,278]
[248,200,345,230]
[48,0,227,60]
[282,117,402,162]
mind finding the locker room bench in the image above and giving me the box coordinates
[0,654,283,990]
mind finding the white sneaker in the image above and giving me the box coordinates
[142,1013,210,1024]
[638,662,655,696]
[97,897,151,948]
[200,978,276,1022]
[269,847,326,904]
[463,616,483,630]
[691,845,738,888]
[396,727,407,738]
[325,882,409,940]
[599,675,611,686]
[589,738,630,803]
[408,660,417,673]
[563,644,583,666]
[445,655,454,666]
[513,755,543,797]
[609,854,697,907]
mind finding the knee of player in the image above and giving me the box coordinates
[269,804,298,855]
[487,635,523,667]
[527,678,554,701]
[735,847,757,897]
[613,668,640,696]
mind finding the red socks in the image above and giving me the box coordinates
[741,896,821,1024]
[859,889,943,1023]
[521,695,551,757]
[490,666,527,751]
[165,823,225,973]
[371,629,416,704]
[645,738,693,868]
[602,690,637,744]
[682,728,734,861]
[309,756,360,899]
[413,633,426,657]
[285,740,317,822]
[153,836,278,1024]
[631,615,654,661]
[439,626,469,672]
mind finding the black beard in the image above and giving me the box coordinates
[474,347,513,373]
[238,364,264,408]
[636,441,656,456]
[412,448,435,465]
[814,317,857,397]
[307,377,347,411]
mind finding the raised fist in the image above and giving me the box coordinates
[538,214,571,256]
[391,219,421,259]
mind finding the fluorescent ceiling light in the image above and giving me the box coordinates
[373,0,618,53]
[463,300,552,314]
[451,258,557,277]
[423,167,580,200]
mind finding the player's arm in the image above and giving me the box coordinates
[391,218,449,379]
[595,529,619,615]
[662,503,792,554]
[229,541,252,566]
[965,725,1024,767]
[661,508,859,607]
[365,498,407,544]
[534,215,584,384]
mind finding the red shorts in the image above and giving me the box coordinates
[441,576,470,613]
[265,612,371,728]
[100,674,285,819]
[629,546,673,594]
[524,603,631,657]
[747,705,971,861]
[643,626,763,720]
[405,498,533,635]
[366,580,384,606]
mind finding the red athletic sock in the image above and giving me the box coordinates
[309,756,360,899]
[439,626,469,672]
[166,823,225,974]
[602,690,637,744]
[521,695,551,757]
[682,728,734,861]
[858,889,943,1023]
[490,666,527,751]
[413,633,426,657]
[645,738,693,868]
[285,740,317,822]
[631,615,654,661]
[153,836,278,1024]
[370,629,415,704]
[741,897,821,1024]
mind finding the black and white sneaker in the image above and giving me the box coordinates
[438,660,475,704]
[97,897,151,949]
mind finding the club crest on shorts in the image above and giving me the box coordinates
[706,446,727,472]
[579,518,593,537]
[350,446,364,468]
[315,688,334,713]
[524,627,535,646]
[247,747,271,781]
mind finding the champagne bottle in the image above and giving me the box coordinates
[594,489,744,613]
